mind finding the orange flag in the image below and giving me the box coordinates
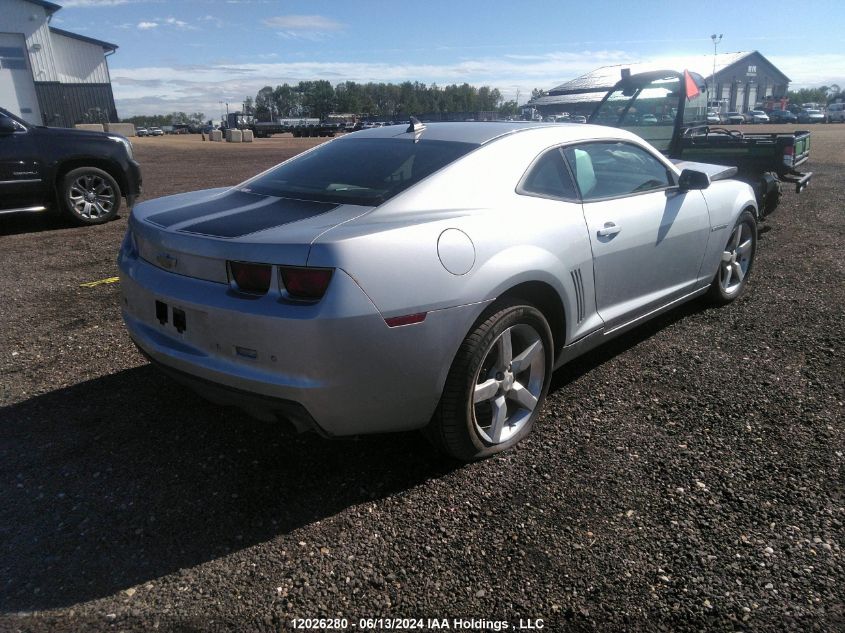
[684,70,701,100]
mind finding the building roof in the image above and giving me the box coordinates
[529,93,610,107]
[548,52,755,96]
[49,27,118,51]
[21,0,62,15]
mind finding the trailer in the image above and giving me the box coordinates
[248,117,341,138]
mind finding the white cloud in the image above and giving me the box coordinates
[263,15,344,30]
[163,17,195,30]
[111,49,845,117]
[262,15,344,39]
[200,15,224,28]
[767,54,845,88]
[137,21,158,30]
[111,51,629,116]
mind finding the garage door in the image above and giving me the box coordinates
[0,33,42,125]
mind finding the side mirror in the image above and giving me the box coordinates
[0,118,19,136]
[678,168,710,191]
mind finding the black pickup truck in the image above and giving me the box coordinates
[589,70,812,218]
[0,107,142,225]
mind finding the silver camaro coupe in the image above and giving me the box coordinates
[119,121,758,460]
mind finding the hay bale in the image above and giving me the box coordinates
[106,123,137,137]
[241,129,254,143]
[227,129,243,143]
[74,124,105,132]
[210,129,223,142]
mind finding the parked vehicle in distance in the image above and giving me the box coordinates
[136,127,149,137]
[569,115,587,123]
[640,114,658,125]
[149,127,165,136]
[725,112,746,124]
[768,109,798,124]
[798,109,825,124]
[0,106,141,224]
[746,110,770,124]
[706,111,722,124]
[825,103,845,123]
[120,120,758,461]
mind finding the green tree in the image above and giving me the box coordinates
[254,86,274,117]
[530,88,547,101]
[245,80,533,121]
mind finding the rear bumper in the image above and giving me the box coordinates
[782,170,813,193]
[136,345,322,434]
[119,248,480,436]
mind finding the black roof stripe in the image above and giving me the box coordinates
[178,198,339,238]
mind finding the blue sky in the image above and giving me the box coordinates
[51,0,845,118]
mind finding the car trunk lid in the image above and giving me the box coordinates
[131,187,374,283]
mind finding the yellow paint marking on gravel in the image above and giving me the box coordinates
[80,276,120,288]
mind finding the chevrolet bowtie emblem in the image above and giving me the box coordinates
[156,253,178,269]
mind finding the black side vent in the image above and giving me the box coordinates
[570,268,585,323]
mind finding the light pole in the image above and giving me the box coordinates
[711,34,723,111]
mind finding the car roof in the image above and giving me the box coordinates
[339,121,637,146]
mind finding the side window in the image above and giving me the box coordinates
[563,142,673,201]
[519,148,578,200]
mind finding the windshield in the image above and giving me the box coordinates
[244,137,477,205]
[590,73,707,152]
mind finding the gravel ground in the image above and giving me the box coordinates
[1,129,842,632]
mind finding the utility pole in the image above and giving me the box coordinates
[711,34,723,111]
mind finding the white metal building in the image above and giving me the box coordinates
[1,0,119,127]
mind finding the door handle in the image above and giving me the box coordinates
[597,222,621,237]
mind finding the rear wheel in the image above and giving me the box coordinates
[61,167,121,225]
[706,210,757,305]
[427,301,553,461]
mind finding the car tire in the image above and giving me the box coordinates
[426,301,554,461]
[60,167,122,225]
[706,209,757,305]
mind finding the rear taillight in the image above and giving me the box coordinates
[783,145,794,167]
[280,267,333,301]
[229,261,272,294]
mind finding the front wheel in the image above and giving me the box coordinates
[61,167,121,225]
[706,210,757,305]
[427,302,553,461]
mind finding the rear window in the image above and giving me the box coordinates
[244,137,477,205]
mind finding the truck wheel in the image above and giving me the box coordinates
[761,173,782,218]
[706,210,757,305]
[426,301,553,461]
[61,167,121,225]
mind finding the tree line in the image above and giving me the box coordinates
[244,81,525,120]
[786,84,841,106]
[120,112,207,127]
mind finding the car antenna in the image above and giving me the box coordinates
[406,116,426,140]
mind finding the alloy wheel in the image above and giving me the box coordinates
[472,323,546,445]
[68,173,117,220]
[719,221,753,294]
